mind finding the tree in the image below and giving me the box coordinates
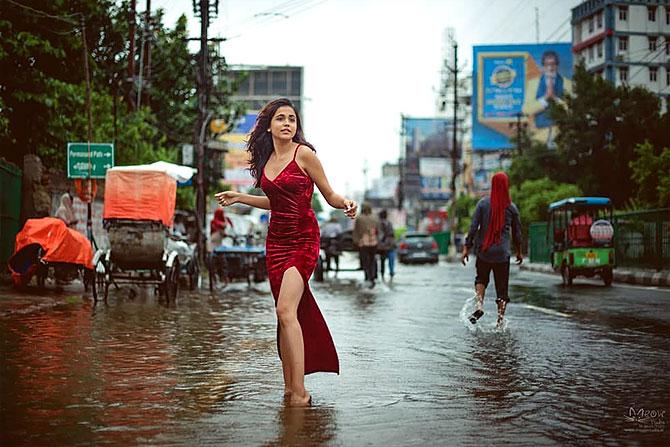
[629,141,670,208]
[510,177,582,232]
[551,63,662,207]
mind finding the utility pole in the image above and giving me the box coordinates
[193,0,219,260]
[80,17,94,243]
[451,41,458,200]
[127,0,136,104]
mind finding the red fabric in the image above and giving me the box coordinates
[210,208,233,234]
[103,170,176,227]
[8,218,94,283]
[261,145,339,375]
[481,172,512,253]
[569,214,593,246]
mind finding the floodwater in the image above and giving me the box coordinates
[1,255,669,446]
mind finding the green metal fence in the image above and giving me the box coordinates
[528,208,670,270]
[528,222,550,263]
[0,159,22,268]
[612,209,670,270]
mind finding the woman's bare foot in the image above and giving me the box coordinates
[288,392,311,407]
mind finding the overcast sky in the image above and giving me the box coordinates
[151,0,582,197]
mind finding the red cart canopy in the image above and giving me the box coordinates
[103,169,176,227]
[10,217,94,270]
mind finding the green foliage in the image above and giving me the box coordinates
[511,177,582,228]
[551,63,663,207]
[629,141,670,208]
[312,192,323,213]
[451,194,478,233]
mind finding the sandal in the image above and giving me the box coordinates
[469,309,484,324]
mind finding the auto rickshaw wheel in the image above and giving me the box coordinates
[561,264,573,287]
[602,268,613,287]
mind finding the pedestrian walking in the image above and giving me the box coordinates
[377,209,396,280]
[461,172,523,328]
[320,214,343,272]
[215,98,357,407]
[353,203,378,288]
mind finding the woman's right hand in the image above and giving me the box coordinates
[215,191,239,207]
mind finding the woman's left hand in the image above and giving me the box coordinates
[343,199,357,218]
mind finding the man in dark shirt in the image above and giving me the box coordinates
[461,172,523,328]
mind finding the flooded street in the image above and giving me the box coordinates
[1,254,669,446]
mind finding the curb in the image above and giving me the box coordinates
[519,263,670,288]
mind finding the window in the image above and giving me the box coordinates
[588,16,594,33]
[666,37,670,56]
[619,36,628,51]
[649,37,658,52]
[253,72,268,95]
[597,42,603,58]
[271,71,287,94]
[650,67,658,82]
[666,7,670,25]
[619,67,628,82]
[588,45,594,61]
[667,69,670,86]
[619,6,628,21]
[597,12,603,28]
[648,6,656,22]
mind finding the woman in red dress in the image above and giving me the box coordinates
[215,98,357,406]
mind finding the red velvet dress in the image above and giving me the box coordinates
[261,145,339,375]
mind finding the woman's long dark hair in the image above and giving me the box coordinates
[247,98,314,187]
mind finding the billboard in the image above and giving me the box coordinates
[472,43,573,151]
[220,113,257,188]
[402,117,453,201]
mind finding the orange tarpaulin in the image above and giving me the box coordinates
[103,169,176,227]
[9,218,94,271]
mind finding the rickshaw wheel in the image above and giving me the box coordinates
[166,259,180,302]
[561,264,573,287]
[189,256,200,291]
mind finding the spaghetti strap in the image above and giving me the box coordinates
[292,144,301,161]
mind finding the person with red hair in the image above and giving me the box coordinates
[461,172,523,328]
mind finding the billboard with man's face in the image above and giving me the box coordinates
[471,43,573,151]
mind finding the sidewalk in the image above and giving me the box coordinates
[440,254,670,287]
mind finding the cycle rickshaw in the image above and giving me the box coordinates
[93,164,197,302]
[8,217,95,292]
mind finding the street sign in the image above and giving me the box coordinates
[67,142,114,178]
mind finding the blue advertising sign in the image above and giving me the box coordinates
[472,43,573,151]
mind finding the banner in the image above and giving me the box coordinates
[472,43,573,151]
[220,113,257,188]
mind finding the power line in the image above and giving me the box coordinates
[4,0,81,24]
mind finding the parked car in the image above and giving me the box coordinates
[397,232,439,264]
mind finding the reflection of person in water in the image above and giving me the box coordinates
[522,50,572,146]
[272,405,337,446]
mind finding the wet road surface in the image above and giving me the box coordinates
[1,254,669,446]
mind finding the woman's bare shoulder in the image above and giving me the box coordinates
[296,144,318,163]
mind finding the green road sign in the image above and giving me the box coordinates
[67,142,114,178]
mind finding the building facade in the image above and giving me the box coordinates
[227,65,303,113]
[572,0,670,110]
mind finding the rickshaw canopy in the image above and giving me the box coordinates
[548,197,612,211]
[104,168,178,227]
[9,217,94,270]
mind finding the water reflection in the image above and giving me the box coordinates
[265,405,337,446]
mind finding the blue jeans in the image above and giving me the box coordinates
[379,249,396,277]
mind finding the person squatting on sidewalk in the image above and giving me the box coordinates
[461,172,523,328]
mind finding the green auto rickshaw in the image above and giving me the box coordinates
[548,197,615,286]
